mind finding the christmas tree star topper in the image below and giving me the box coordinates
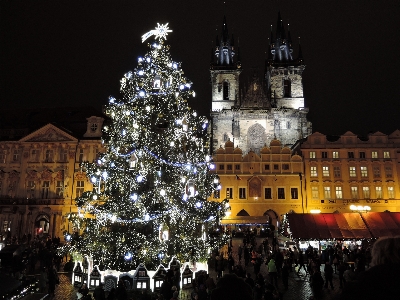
[142,23,173,43]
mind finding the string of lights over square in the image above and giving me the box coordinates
[60,23,229,271]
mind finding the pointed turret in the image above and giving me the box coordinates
[268,12,295,65]
[211,16,238,67]
[297,38,304,65]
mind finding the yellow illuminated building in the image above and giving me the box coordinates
[0,108,104,243]
[297,131,400,213]
[208,139,304,228]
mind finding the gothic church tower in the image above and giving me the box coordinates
[210,16,242,111]
[210,13,312,154]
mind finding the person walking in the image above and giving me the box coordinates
[267,257,278,286]
[324,262,334,289]
[238,244,243,263]
[93,282,106,300]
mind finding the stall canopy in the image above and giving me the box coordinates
[220,216,270,224]
[361,212,400,237]
[288,213,372,240]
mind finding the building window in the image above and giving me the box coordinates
[335,186,343,199]
[219,164,224,170]
[44,150,53,163]
[90,123,98,132]
[322,152,328,158]
[388,187,395,199]
[76,180,85,198]
[223,81,229,100]
[333,151,339,159]
[334,166,341,178]
[351,187,358,199]
[291,188,298,199]
[41,181,50,199]
[324,187,331,199]
[226,187,233,199]
[348,152,354,158]
[59,149,68,162]
[384,151,390,158]
[235,164,241,170]
[282,164,289,171]
[78,149,84,162]
[264,164,270,171]
[213,190,220,199]
[373,166,381,178]
[27,181,35,199]
[310,166,317,177]
[12,149,19,162]
[56,181,63,198]
[359,152,365,159]
[239,188,246,199]
[0,150,6,163]
[363,187,370,199]
[283,79,291,97]
[372,151,378,159]
[227,164,232,171]
[360,166,368,177]
[277,188,285,199]
[264,188,272,199]
[312,187,319,199]
[322,166,330,177]
[376,186,382,199]
[273,164,279,170]
[310,152,316,159]
[349,166,356,177]
[385,166,393,178]
[31,149,40,162]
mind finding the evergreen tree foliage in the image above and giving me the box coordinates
[60,24,228,270]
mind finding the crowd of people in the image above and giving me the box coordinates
[3,230,400,300]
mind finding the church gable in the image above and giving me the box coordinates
[19,124,78,142]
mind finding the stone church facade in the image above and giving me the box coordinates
[210,13,312,155]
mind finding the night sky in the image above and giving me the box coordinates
[1,0,400,136]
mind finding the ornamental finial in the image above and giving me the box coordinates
[142,23,173,43]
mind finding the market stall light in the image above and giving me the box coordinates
[310,209,321,214]
[350,205,371,212]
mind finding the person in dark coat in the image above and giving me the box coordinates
[324,262,334,289]
[281,261,290,290]
[341,236,400,300]
[116,279,127,300]
[210,274,252,300]
[93,283,106,300]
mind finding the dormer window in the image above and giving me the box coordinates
[84,116,104,138]
[90,123,98,132]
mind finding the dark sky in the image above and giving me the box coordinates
[1,0,400,136]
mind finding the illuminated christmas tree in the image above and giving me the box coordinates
[62,24,229,270]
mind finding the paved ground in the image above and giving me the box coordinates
[22,238,344,300]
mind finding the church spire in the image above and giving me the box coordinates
[267,12,297,66]
[211,15,237,67]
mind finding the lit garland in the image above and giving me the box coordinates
[59,24,229,271]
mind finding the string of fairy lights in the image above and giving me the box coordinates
[59,24,229,270]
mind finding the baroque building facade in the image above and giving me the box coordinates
[208,139,305,228]
[297,131,400,213]
[210,13,312,155]
[0,108,104,244]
